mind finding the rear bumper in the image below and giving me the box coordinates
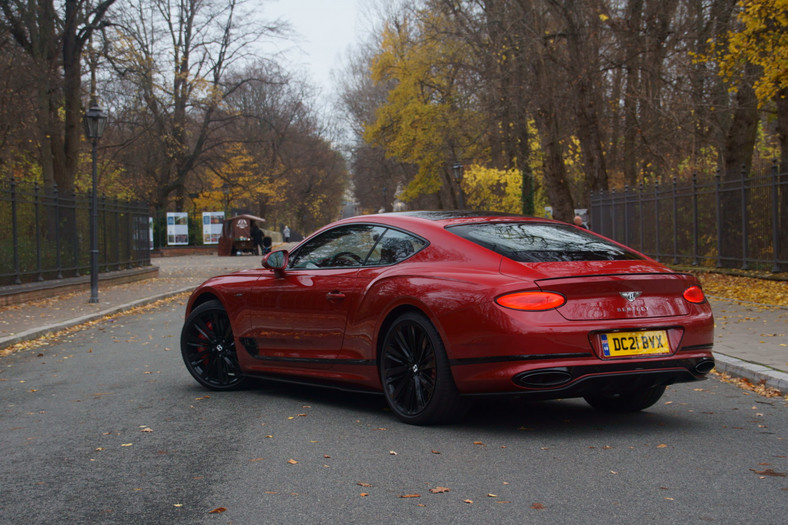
[453,353,714,400]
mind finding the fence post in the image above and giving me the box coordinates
[715,169,722,268]
[639,182,644,252]
[114,197,121,271]
[692,173,699,266]
[11,178,22,284]
[623,185,629,246]
[35,182,43,281]
[74,189,81,276]
[740,164,749,270]
[654,180,660,261]
[672,177,679,264]
[102,194,108,271]
[772,159,780,272]
[54,185,62,279]
[127,208,133,268]
[610,188,616,240]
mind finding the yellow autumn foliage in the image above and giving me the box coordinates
[717,0,788,103]
[192,143,286,212]
[463,165,523,213]
[365,12,485,201]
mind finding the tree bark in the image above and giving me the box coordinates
[776,88,788,269]
[719,64,760,267]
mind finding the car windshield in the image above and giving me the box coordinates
[447,222,644,262]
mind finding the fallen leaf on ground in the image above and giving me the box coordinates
[400,494,420,498]
[208,507,227,514]
[750,468,785,477]
[429,487,450,494]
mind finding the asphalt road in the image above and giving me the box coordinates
[1,297,786,524]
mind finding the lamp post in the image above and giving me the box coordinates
[222,184,230,217]
[83,103,108,304]
[452,162,465,209]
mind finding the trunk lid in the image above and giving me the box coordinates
[534,272,693,321]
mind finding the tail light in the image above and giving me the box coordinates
[683,285,706,304]
[496,291,566,311]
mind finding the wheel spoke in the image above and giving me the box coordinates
[393,327,413,363]
[412,375,426,409]
[192,318,213,343]
[216,355,229,384]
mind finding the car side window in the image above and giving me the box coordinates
[290,225,386,269]
[366,229,426,266]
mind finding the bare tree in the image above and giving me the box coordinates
[1,0,117,190]
[104,0,284,210]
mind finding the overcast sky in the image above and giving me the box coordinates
[263,0,365,96]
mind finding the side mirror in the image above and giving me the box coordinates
[263,250,289,276]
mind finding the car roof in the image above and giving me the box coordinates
[340,211,559,231]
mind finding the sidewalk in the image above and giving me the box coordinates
[1,254,786,392]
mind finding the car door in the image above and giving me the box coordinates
[241,224,386,371]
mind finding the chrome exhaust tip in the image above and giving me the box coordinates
[694,359,715,375]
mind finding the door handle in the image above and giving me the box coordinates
[326,291,346,301]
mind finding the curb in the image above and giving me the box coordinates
[713,352,788,393]
[0,287,194,351]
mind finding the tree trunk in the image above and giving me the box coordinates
[776,88,788,269]
[562,1,608,194]
[719,64,760,267]
[61,0,83,193]
[537,110,575,222]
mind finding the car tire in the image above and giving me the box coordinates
[180,299,249,391]
[584,385,667,413]
[379,312,464,425]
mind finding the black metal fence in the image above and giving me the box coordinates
[0,178,151,287]
[590,162,787,273]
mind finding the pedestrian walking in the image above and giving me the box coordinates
[251,222,264,255]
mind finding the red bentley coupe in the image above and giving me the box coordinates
[180,211,714,425]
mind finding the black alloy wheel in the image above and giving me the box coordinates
[379,312,463,425]
[180,300,248,391]
[584,385,666,412]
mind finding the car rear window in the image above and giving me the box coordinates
[446,222,644,262]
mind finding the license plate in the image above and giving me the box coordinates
[600,330,670,357]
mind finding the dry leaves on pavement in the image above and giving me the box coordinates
[696,273,788,307]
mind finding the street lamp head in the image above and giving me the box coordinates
[83,104,108,139]
[452,162,463,182]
